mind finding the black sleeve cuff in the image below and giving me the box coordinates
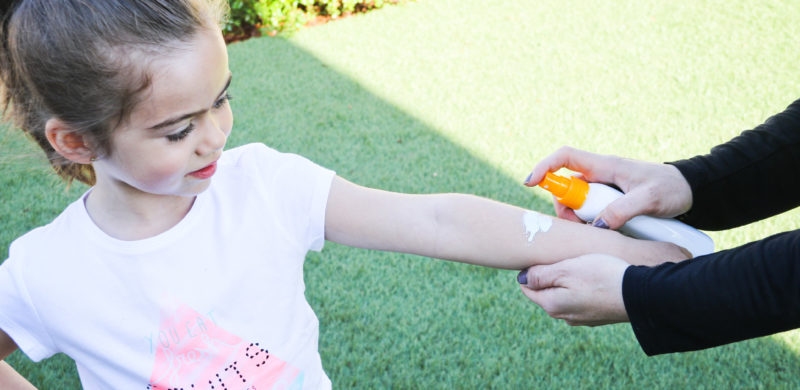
[622,264,662,356]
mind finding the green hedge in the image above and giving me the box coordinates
[225,0,393,37]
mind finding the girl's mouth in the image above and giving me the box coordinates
[188,161,217,179]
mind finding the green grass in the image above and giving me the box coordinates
[3,0,800,387]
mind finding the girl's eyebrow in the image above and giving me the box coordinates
[148,73,233,130]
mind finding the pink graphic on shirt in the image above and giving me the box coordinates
[147,305,303,389]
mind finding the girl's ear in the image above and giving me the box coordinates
[44,118,96,164]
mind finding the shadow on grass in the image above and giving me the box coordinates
[3,35,799,388]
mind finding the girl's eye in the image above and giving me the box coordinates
[166,123,195,142]
[213,92,232,109]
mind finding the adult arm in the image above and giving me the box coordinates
[324,176,689,269]
[623,229,800,355]
[0,329,35,389]
[670,98,800,229]
[520,229,800,354]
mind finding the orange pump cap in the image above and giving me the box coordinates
[537,172,589,210]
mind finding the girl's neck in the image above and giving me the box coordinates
[84,184,196,241]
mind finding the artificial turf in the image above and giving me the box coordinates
[2,0,799,387]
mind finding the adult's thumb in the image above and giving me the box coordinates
[517,264,562,290]
[595,191,651,230]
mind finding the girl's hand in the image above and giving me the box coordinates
[524,146,693,230]
[632,239,692,266]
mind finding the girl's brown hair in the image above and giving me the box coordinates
[0,0,228,185]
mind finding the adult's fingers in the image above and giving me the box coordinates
[519,283,562,313]
[524,146,621,187]
[519,268,581,324]
[552,198,583,223]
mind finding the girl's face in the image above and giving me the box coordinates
[92,26,233,198]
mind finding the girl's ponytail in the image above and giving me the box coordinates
[1,0,98,185]
[0,0,22,109]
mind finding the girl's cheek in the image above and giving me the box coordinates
[158,159,189,178]
[135,157,186,184]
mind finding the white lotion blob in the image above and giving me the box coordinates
[523,211,552,243]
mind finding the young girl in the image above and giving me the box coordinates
[0,0,687,388]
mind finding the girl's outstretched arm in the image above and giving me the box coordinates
[325,176,689,269]
[0,330,35,389]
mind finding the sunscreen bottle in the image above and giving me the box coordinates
[538,172,714,257]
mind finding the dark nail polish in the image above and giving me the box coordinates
[592,218,609,229]
[524,172,533,185]
[517,269,528,285]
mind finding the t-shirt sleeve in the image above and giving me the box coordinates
[0,242,58,362]
[622,229,800,355]
[234,143,335,252]
[667,98,800,230]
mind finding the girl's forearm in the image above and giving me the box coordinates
[325,177,689,269]
[427,194,688,269]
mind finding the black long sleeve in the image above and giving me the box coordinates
[622,98,800,355]
[623,231,800,355]
[668,98,800,230]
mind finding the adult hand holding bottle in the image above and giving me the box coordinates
[522,146,693,230]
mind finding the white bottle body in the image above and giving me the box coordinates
[574,183,714,257]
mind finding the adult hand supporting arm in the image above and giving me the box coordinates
[519,254,630,326]
[521,229,800,355]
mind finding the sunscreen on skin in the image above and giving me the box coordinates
[522,211,552,243]
[538,172,714,257]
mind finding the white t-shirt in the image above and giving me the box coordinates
[0,143,335,389]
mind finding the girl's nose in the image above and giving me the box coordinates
[196,114,228,156]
